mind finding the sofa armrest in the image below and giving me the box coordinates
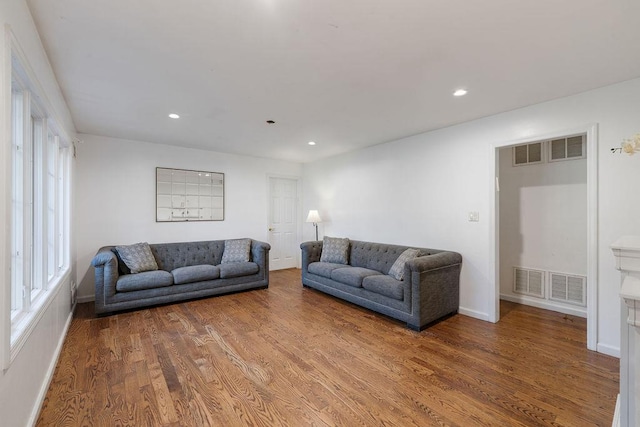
[406,251,462,274]
[300,241,323,274]
[91,247,119,314]
[251,240,271,274]
[406,251,462,330]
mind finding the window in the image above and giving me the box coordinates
[10,89,26,318]
[9,53,71,347]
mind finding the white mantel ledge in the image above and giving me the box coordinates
[611,235,640,273]
[621,276,640,327]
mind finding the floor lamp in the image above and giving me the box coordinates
[306,210,322,241]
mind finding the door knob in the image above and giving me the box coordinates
[269,227,274,231]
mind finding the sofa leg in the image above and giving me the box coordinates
[407,323,424,331]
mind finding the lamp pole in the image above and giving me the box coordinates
[306,210,322,241]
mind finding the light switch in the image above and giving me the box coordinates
[468,211,479,222]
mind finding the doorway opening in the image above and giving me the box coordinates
[490,124,598,351]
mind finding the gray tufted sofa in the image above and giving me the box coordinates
[91,239,270,315]
[300,239,462,330]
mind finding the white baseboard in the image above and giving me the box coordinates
[458,307,490,321]
[27,309,74,427]
[611,394,620,427]
[597,343,621,358]
[500,293,587,318]
[77,294,95,303]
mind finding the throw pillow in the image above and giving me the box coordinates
[221,238,251,264]
[388,248,420,281]
[320,236,350,265]
[111,248,131,275]
[115,242,158,274]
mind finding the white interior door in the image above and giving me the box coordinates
[268,177,298,270]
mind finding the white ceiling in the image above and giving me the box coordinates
[27,0,640,163]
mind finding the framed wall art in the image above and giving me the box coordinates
[156,167,224,222]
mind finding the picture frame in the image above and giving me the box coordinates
[156,167,224,222]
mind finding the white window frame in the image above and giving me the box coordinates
[3,34,72,367]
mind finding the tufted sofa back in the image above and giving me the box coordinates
[150,240,227,272]
[349,240,439,275]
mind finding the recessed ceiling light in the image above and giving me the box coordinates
[169,113,180,119]
[453,89,468,97]
[308,141,316,146]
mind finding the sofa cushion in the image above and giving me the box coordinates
[116,270,173,292]
[172,265,220,285]
[219,261,259,279]
[320,236,350,264]
[331,267,382,288]
[308,262,347,279]
[388,248,420,281]
[115,242,158,273]
[221,238,251,263]
[362,275,405,300]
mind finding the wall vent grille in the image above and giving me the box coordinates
[549,135,585,162]
[513,142,544,166]
[549,272,586,306]
[513,267,545,298]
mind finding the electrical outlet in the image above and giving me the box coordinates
[468,211,479,222]
[71,281,77,306]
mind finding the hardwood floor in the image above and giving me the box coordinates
[37,269,618,426]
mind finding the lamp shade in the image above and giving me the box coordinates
[306,210,322,223]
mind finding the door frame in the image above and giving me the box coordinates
[266,174,303,269]
[489,123,598,351]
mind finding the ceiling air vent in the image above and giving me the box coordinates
[549,135,586,162]
[513,142,543,166]
[549,272,586,306]
[513,267,544,298]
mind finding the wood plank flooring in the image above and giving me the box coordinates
[37,269,619,426]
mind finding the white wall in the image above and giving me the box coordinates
[498,145,587,314]
[0,1,76,426]
[302,77,640,356]
[75,134,303,301]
